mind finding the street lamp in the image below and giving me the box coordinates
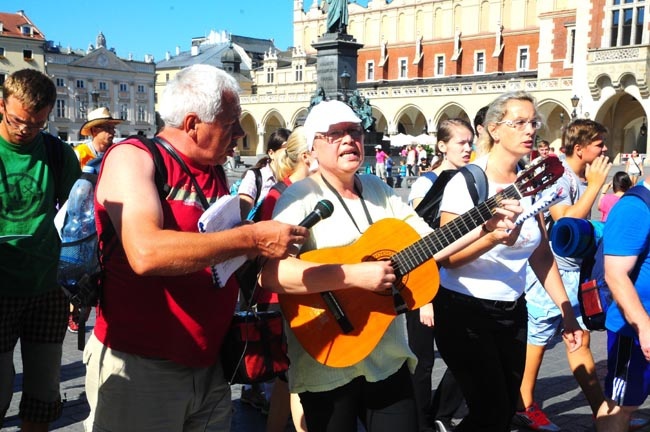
[570,95,580,119]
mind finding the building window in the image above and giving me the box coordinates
[398,57,408,79]
[56,78,65,87]
[23,49,33,60]
[266,67,275,84]
[120,104,128,120]
[366,61,375,80]
[610,0,645,47]
[76,80,85,89]
[435,55,445,76]
[21,25,32,36]
[55,100,65,118]
[0,47,5,58]
[99,81,107,91]
[566,26,576,65]
[518,47,530,71]
[295,64,303,82]
[475,51,485,73]
[76,99,87,119]
[137,105,146,122]
[165,73,170,82]
[0,73,7,86]
[137,84,145,93]
[119,83,128,92]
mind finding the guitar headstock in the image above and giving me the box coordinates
[515,156,564,198]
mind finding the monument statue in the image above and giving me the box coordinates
[326,0,349,34]
[309,87,327,111]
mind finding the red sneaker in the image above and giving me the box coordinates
[67,311,79,333]
[513,402,561,431]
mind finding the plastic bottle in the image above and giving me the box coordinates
[58,176,98,285]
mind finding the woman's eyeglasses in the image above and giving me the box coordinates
[496,119,543,131]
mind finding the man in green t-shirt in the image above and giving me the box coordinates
[0,69,81,431]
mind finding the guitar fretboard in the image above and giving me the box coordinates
[392,184,522,275]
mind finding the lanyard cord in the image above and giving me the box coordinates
[320,174,373,233]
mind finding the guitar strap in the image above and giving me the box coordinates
[321,174,373,233]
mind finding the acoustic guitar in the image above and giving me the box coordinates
[279,156,564,367]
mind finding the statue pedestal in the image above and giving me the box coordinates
[312,33,363,101]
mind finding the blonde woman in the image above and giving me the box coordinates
[258,127,316,432]
[434,91,583,432]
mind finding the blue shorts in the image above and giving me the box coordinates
[525,267,586,346]
[605,331,650,407]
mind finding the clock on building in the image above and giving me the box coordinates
[97,54,108,67]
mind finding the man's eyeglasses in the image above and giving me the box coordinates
[3,112,47,133]
[315,127,364,144]
[496,119,543,131]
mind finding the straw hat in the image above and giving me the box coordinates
[80,107,122,136]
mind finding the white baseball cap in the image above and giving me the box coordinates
[304,100,361,151]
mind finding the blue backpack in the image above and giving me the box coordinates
[577,186,650,330]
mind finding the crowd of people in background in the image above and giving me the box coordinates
[4,66,650,432]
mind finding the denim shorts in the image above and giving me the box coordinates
[525,267,586,346]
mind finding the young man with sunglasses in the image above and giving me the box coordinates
[0,69,81,431]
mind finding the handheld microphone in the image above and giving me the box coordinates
[298,199,334,229]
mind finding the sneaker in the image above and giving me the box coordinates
[240,386,269,414]
[513,402,560,432]
[67,311,79,333]
[434,420,449,432]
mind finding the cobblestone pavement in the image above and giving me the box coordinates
[5,323,648,431]
[4,164,649,431]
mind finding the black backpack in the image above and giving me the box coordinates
[415,165,488,229]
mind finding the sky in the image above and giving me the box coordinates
[12,1,300,62]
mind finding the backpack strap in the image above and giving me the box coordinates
[124,134,170,201]
[43,133,65,208]
[270,180,288,195]
[414,170,449,229]
[153,137,210,210]
[459,164,489,205]
[252,167,263,203]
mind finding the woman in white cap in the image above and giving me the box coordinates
[260,100,522,432]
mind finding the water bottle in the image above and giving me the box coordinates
[58,177,98,286]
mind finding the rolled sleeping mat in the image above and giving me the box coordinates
[550,217,605,258]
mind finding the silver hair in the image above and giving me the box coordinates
[158,64,241,128]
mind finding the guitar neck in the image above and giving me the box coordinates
[393,184,521,274]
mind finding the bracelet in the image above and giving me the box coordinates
[481,223,494,233]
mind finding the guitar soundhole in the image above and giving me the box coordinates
[362,250,409,297]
